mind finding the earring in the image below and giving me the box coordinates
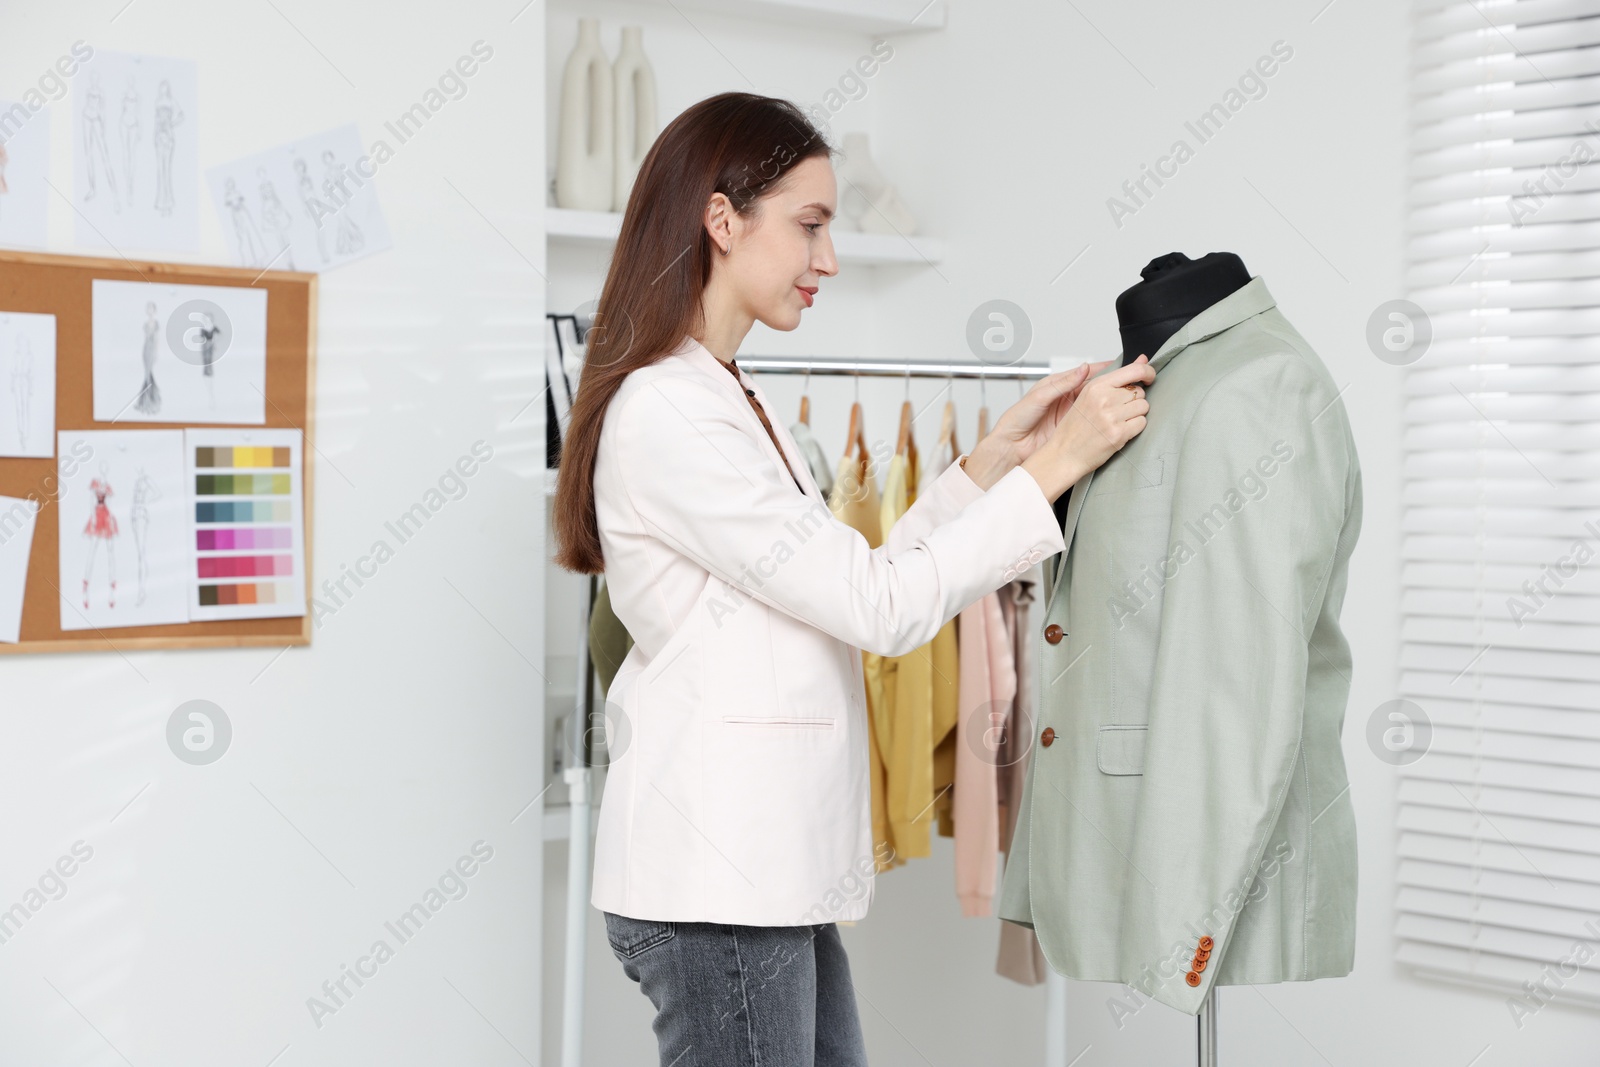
[720,242,730,256]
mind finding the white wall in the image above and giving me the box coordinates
[3,1,1595,1065]
[0,3,547,1065]
[548,1,1600,1065]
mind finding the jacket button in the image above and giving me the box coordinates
[1185,971,1201,987]
[1192,957,1207,973]
[1195,947,1210,962]
[1040,727,1055,747]
[1044,624,1064,644]
[1198,935,1214,951]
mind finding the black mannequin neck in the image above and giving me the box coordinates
[1116,252,1251,365]
[1047,251,1252,535]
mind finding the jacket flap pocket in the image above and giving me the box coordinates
[1098,724,1148,775]
[1089,453,1165,494]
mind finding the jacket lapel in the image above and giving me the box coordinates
[673,338,824,505]
[1045,468,1094,615]
[1044,275,1278,616]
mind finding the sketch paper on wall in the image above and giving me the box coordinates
[57,429,189,630]
[72,51,199,252]
[92,278,266,425]
[0,99,50,248]
[0,495,39,642]
[184,428,306,621]
[207,124,392,272]
[0,312,56,458]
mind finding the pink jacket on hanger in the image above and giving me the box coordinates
[954,588,1016,917]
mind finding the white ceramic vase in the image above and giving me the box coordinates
[836,131,918,236]
[556,18,614,211]
[612,26,657,212]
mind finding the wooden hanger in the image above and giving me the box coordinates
[894,364,915,458]
[843,399,867,462]
[798,365,812,426]
[937,367,959,458]
[976,369,990,439]
[843,369,868,462]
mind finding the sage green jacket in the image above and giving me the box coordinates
[997,276,1363,1015]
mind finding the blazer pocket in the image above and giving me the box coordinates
[1089,453,1166,495]
[1097,724,1148,775]
[721,715,837,729]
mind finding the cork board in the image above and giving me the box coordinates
[0,250,316,654]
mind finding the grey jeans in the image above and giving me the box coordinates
[603,910,869,1066]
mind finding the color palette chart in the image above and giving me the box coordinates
[184,429,306,621]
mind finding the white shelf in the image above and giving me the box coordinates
[616,0,945,35]
[546,207,943,266]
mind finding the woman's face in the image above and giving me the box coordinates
[720,154,839,332]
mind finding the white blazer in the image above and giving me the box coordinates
[589,335,1066,926]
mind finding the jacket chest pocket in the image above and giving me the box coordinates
[1088,452,1169,496]
[1098,724,1148,775]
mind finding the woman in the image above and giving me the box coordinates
[552,92,1154,1067]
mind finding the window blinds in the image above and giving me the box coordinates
[1402,0,1600,1010]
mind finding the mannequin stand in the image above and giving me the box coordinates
[1197,988,1217,1066]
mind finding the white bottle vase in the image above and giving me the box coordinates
[556,18,615,212]
[612,26,657,212]
[835,132,887,231]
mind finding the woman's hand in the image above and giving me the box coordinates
[961,360,1112,488]
[1021,356,1156,502]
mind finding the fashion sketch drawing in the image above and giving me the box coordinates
[130,465,161,606]
[82,461,119,610]
[152,79,183,217]
[10,336,33,453]
[224,176,267,267]
[322,150,364,256]
[196,312,222,408]
[82,73,119,212]
[258,166,294,270]
[134,301,162,415]
[120,78,140,202]
[294,157,326,265]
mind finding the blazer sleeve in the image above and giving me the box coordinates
[1116,352,1354,1014]
[611,375,1066,659]
[879,453,988,557]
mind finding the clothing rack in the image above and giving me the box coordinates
[556,351,1212,1067]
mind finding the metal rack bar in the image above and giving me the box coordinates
[733,355,1061,379]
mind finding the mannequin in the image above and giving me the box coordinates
[1116,251,1251,367]
[1005,253,1363,1046]
[1052,250,1251,531]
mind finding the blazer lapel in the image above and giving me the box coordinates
[673,338,823,505]
[1045,468,1094,615]
[744,373,824,504]
[1044,275,1280,615]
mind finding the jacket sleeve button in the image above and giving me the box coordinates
[1185,971,1201,987]
[1198,936,1214,951]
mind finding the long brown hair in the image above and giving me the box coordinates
[552,92,833,574]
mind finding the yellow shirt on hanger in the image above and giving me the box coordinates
[826,446,901,873]
[926,438,963,840]
[866,440,958,864]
